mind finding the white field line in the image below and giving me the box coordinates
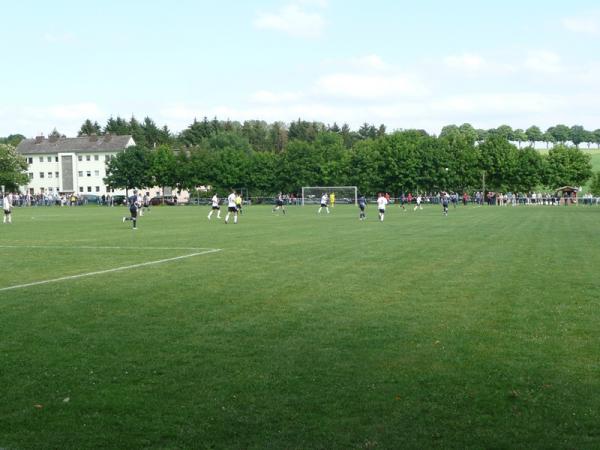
[0,245,214,251]
[0,248,221,292]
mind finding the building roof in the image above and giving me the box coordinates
[16,135,134,155]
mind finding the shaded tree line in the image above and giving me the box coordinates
[104,128,593,197]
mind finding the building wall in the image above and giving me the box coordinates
[22,151,126,196]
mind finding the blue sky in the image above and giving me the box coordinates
[1,0,599,136]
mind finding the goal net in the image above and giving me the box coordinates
[301,186,358,206]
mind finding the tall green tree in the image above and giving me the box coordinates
[569,125,587,148]
[543,145,592,188]
[589,171,600,196]
[78,119,102,136]
[104,146,153,194]
[547,124,570,143]
[149,145,178,200]
[525,125,544,145]
[0,144,28,191]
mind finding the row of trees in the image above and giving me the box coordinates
[104,130,594,197]
[72,117,600,152]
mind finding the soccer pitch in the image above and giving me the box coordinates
[1,204,599,449]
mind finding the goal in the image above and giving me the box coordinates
[301,186,358,206]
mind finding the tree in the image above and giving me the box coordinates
[149,145,178,200]
[525,126,543,145]
[543,145,592,188]
[104,116,131,135]
[0,144,28,191]
[593,129,600,149]
[570,125,587,148]
[0,134,26,147]
[49,128,66,138]
[104,146,153,194]
[547,124,570,143]
[478,136,518,190]
[78,119,102,136]
[589,172,600,196]
[513,129,527,148]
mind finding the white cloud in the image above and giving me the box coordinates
[250,90,304,103]
[254,3,325,38]
[315,73,429,99]
[523,50,562,73]
[562,15,600,35]
[443,53,485,71]
[350,54,388,70]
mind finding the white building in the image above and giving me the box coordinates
[16,135,134,196]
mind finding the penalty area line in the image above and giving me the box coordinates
[0,248,221,292]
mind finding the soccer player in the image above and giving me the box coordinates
[235,193,243,215]
[143,192,151,214]
[3,193,13,224]
[137,191,144,216]
[208,193,221,220]
[358,194,367,220]
[377,192,388,221]
[330,192,335,208]
[122,190,141,229]
[225,189,238,224]
[414,194,423,211]
[273,192,286,214]
[442,192,449,216]
[318,193,330,214]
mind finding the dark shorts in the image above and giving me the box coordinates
[276,200,283,206]
[212,206,220,210]
[379,208,385,214]
[130,209,138,218]
[4,209,10,215]
[359,205,365,211]
[320,203,327,208]
[228,206,237,212]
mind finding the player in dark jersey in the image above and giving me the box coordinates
[272,192,286,214]
[122,190,140,229]
[358,194,367,220]
[442,192,449,216]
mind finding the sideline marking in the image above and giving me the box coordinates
[0,248,221,292]
[0,245,215,251]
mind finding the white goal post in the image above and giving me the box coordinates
[301,186,358,206]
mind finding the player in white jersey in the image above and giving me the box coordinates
[376,193,388,222]
[208,194,221,220]
[137,193,144,216]
[3,193,13,224]
[318,193,330,214]
[225,190,238,224]
[414,195,423,211]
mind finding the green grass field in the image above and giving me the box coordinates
[1,203,599,449]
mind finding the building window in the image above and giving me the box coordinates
[79,187,83,193]
[94,170,100,176]
[78,171,83,177]
[39,157,44,162]
[78,155,83,161]
[49,187,53,192]
[94,155,99,161]
[55,156,59,162]
[28,157,33,164]
[55,172,59,178]
[39,172,44,179]
[28,172,34,180]
[86,171,91,177]
[95,186,100,192]
[105,155,110,161]
[86,155,91,161]
[47,156,52,162]
[87,186,92,192]
[48,172,53,178]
